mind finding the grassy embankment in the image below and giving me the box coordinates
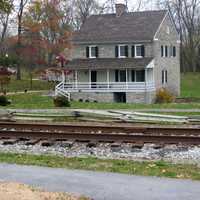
[0,152,199,180]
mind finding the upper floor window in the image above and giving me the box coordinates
[161,46,164,57]
[173,46,176,57]
[115,45,128,58]
[86,46,98,58]
[165,46,168,57]
[132,45,145,58]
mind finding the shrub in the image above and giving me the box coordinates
[53,96,70,107]
[0,95,10,106]
[155,88,174,103]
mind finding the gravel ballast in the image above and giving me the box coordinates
[0,141,200,165]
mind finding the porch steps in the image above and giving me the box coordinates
[55,82,70,100]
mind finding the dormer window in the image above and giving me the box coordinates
[86,46,98,58]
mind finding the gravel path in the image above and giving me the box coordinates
[0,163,199,200]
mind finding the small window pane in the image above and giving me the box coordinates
[136,46,142,57]
[119,70,126,82]
[119,46,126,57]
[136,70,145,82]
[90,47,96,57]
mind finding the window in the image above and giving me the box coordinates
[136,70,145,82]
[115,70,126,82]
[162,70,168,84]
[119,70,126,82]
[118,45,128,58]
[161,46,164,57]
[165,46,168,57]
[131,70,145,82]
[135,45,142,57]
[86,46,98,58]
[132,45,145,58]
[131,70,135,82]
[173,46,176,57]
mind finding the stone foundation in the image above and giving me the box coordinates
[70,91,156,104]
[70,92,114,103]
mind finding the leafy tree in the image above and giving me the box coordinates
[23,0,72,66]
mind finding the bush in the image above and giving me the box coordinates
[155,88,174,103]
[0,95,10,106]
[53,96,70,107]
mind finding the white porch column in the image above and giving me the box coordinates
[62,70,65,83]
[89,69,91,89]
[75,70,78,89]
[126,69,128,89]
[107,69,110,89]
[145,68,148,86]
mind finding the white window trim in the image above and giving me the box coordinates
[118,45,126,58]
[89,45,97,58]
[135,44,143,58]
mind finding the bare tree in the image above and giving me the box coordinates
[157,0,200,72]
[16,0,29,80]
[71,0,101,29]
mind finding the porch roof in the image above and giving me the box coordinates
[65,58,153,70]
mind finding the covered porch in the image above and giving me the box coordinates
[60,67,155,92]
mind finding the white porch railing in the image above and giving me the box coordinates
[56,81,155,93]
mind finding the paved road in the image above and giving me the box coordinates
[0,163,199,200]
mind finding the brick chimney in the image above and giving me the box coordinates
[115,3,127,17]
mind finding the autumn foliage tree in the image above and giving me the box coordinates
[23,0,72,67]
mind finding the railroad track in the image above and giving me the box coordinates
[0,122,200,145]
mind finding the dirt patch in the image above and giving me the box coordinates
[0,182,90,200]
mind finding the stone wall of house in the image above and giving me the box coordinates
[70,92,114,103]
[72,43,153,59]
[70,91,156,103]
[153,14,180,96]
[126,91,156,104]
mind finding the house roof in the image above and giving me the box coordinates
[73,10,167,43]
[65,58,153,69]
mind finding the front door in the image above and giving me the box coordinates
[91,71,97,88]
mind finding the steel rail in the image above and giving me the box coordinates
[0,130,200,145]
[0,122,199,136]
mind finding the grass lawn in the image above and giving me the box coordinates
[181,72,200,98]
[7,79,56,93]
[4,92,200,109]
[0,152,199,180]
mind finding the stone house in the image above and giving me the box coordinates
[55,3,180,103]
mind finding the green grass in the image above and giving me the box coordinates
[181,73,200,98]
[4,93,200,109]
[0,152,199,180]
[7,79,56,93]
